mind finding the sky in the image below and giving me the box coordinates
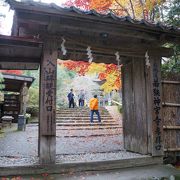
[0,0,67,35]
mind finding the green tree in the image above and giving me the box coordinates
[56,65,76,107]
[161,0,180,78]
[165,0,180,27]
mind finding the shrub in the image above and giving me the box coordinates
[26,105,39,117]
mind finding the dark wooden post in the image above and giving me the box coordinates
[19,86,23,115]
[145,56,164,156]
[39,39,57,164]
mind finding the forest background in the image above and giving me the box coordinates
[0,0,179,115]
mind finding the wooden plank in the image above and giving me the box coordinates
[162,79,180,154]
[133,58,148,154]
[59,52,126,65]
[39,39,57,164]
[163,126,180,130]
[150,57,164,156]
[123,58,149,155]
[122,60,135,152]
[162,103,180,107]
[162,107,178,126]
[0,34,43,45]
[0,57,40,62]
[0,62,39,70]
[164,148,180,152]
[39,136,56,164]
[16,11,158,41]
[162,80,180,84]
[60,46,173,59]
[145,57,153,154]
[162,83,180,104]
[177,130,180,147]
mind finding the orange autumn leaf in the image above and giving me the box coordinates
[98,72,107,80]
[60,60,90,76]
[90,0,113,10]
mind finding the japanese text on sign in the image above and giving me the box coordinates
[153,62,162,151]
[44,60,56,131]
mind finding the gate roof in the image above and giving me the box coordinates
[5,0,180,64]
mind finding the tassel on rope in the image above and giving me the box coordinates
[87,46,93,63]
[61,37,67,56]
[145,51,151,67]
[115,51,121,71]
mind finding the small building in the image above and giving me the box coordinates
[0,73,34,122]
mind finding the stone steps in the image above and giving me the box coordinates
[56,112,109,115]
[57,108,108,113]
[30,107,121,131]
[56,120,116,123]
[56,117,114,120]
[56,113,111,116]
[56,125,122,130]
[56,122,119,126]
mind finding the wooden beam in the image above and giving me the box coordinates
[162,80,180,84]
[163,125,180,130]
[47,19,157,41]
[16,12,159,41]
[59,44,173,58]
[162,102,180,107]
[164,148,180,152]
[0,45,42,60]
[0,57,40,63]
[14,25,173,58]
[58,50,129,64]
[0,62,39,70]
[0,34,43,46]
[39,39,57,164]
[15,10,180,43]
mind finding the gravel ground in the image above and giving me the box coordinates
[0,124,124,157]
[0,122,138,167]
[0,150,148,167]
[0,156,39,166]
[56,151,148,163]
[0,112,144,167]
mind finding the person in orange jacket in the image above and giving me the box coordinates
[89,95,101,123]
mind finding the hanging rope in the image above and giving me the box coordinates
[61,37,67,56]
[145,51,151,67]
[87,46,93,63]
[115,51,121,71]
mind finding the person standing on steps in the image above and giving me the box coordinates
[67,89,75,108]
[78,90,85,107]
[89,95,101,124]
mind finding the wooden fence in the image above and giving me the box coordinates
[162,80,180,159]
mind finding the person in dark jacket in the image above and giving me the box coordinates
[78,90,85,107]
[67,89,75,108]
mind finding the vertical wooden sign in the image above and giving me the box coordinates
[39,40,57,164]
[151,58,164,156]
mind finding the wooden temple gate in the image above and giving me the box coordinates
[0,0,179,164]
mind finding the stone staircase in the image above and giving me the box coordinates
[56,107,122,130]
